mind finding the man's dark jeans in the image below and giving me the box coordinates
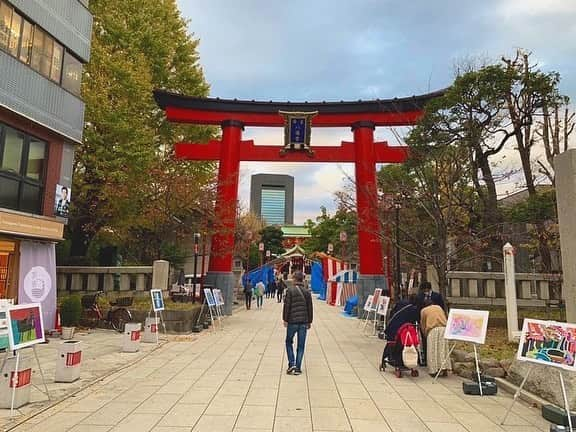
[286,323,308,370]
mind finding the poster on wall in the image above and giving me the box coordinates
[7,303,45,350]
[516,319,576,371]
[18,241,57,331]
[54,184,71,218]
[150,289,164,312]
[444,309,490,345]
[376,296,390,316]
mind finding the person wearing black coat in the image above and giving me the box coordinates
[415,281,446,366]
[283,271,313,375]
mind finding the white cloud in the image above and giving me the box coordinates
[497,0,576,17]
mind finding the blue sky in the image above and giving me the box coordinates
[176,0,576,224]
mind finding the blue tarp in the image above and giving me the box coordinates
[310,262,324,295]
[244,266,275,290]
[344,295,358,315]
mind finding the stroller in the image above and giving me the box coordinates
[380,322,421,378]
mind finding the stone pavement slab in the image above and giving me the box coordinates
[3,296,556,432]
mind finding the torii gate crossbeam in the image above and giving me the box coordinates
[154,90,443,314]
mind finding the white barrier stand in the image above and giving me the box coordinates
[142,316,160,343]
[122,323,141,352]
[0,353,32,410]
[55,340,82,382]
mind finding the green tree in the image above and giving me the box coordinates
[303,207,357,262]
[69,0,215,263]
[259,226,285,257]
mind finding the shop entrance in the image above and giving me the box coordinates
[0,240,17,299]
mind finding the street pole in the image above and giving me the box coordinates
[395,204,401,299]
[259,242,264,268]
[193,233,200,303]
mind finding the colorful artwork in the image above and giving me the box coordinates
[0,328,8,350]
[371,288,382,311]
[376,296,390,317]
[363,295,374,312]
[150,289,164,312]
[204,289,216,307]
[7,303,45,350]
[444,309,489,344]
[517,319,576,371]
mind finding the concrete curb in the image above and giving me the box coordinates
[495,377,551,409]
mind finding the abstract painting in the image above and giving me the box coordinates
[7,303,45,350]
[444,309,489,344]
[517,319,576,371]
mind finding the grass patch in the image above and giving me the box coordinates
[455,327,518,361]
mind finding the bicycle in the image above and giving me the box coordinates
[81,291,133,332]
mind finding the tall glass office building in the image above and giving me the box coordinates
[260,186,286,225]
[250,174,294,225]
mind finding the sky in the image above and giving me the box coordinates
[176,0,576,224]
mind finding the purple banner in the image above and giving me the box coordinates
[18,241,57,332]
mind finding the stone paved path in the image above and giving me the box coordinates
[7,297,552,431]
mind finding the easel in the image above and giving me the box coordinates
[500,365,573,432]
[1,345,50,417]
[148,289,168,343]
[358,295,373,329]
[433,342,485,396]
[199,289,221,332]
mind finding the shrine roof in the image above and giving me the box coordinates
[154,89,446,115]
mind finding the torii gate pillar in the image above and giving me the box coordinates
[352,121,387,306]
[204,120,243,314]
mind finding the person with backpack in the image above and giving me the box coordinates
[254,280,265,309]
[283,271,313,375]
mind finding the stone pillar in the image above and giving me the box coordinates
[87,274,99,291]
[503,242,519,342]
[540,280,550,300]
[451,279,461,297]
[469,279,478,298]
[486,280,496,298]
[554,149,576,323]
[152,260,170,291]
[521,281,532,299]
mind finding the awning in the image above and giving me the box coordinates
[328,270,358,283]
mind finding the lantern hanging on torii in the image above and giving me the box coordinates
[154,89,444,314]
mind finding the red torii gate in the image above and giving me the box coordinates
[154,90,443,314]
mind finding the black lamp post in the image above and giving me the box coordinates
[192,232,200,303]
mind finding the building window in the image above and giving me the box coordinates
[62,51,82,96]
[0,123,46,214]
[18,18,32,63]
[7,9,19,56]
[0,0,11,50]
[0,1,82,96]
[50,42,63,83]
[261,187,286,225]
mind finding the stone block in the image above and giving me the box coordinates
[451,349,468,362]
[484,367,506,378]
[508,359,576,406]
[480,358,501,370]
[453,361,475,380]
